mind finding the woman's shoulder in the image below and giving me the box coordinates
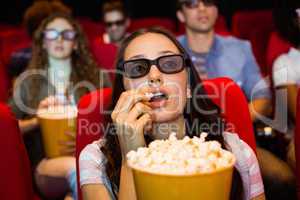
[223,132,264,198]
[222,132,257,167]
[79,139,108,186]
[79,139,107,165]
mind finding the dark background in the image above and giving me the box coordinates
[1,0,274,25]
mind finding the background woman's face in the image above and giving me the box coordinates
[43,18,77,60]
[123,33,189,123]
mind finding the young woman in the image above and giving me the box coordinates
[79,28,265,200]
[10,13,110,200]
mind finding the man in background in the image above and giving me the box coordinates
[176,0,271,122]
[101,1,130,46]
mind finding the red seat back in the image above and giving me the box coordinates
[0,28,31,65]
[76,77,256,200]
[232,10,275,76]
[91,40,118,70]
[0,24,19,32]
[0,60,11,102]
[0,103,34,200]
[202,78,256,150]
[77,17,105,44]
[129,17,176,33]
[91,40,118,81]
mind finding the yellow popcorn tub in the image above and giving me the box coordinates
[37,105,77,158]
[128,158,235,200]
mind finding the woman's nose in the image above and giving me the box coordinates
[56,34,63,42]
[148,65,163,86]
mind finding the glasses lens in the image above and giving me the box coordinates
[124,60,149,78]
[183,0,198,8]
[62,30,77,40]
[183,0,215,8]
[115,19,125,26]
[202,0,216,6]
[44,30,59,40]
[106,19,125,27]
[159,55,184,73]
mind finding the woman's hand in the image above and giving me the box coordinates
[59,131,76,156]
[19,118,39,135]
[37,96,62,111]
[111,90,153,158]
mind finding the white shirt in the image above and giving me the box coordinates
[48,57,72,95]
[273,47,300,87]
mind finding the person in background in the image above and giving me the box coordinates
[273,0,300,121]
[176,0,272,122]
[98,1,130,46]
[9,13,111,200]
[268,0,300,199]
[8,0,71,81]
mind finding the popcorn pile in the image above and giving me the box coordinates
[127,132,235,175]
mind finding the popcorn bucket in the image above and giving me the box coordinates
[37,105,77,158]
[128,157,235,200]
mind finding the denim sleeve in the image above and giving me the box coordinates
[242,42,271,101]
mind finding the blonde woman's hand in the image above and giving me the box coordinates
[58,131,76,156]
[111,89,153,158]
[37,96,62,111]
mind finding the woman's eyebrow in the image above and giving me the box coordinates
[158,50,177,55]
[128,50,177,60]
[128,54,145,60]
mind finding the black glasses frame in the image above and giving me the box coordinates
[182,0,216,8]
[120,54,188,79]
[105,19,126,27]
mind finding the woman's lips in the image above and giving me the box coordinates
[149,98,167,109]
[145,92,168,109]
[55,46,64,51]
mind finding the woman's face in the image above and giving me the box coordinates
[123,33,189,123]
[43,18,77,60]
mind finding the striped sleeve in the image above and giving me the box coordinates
[223,132,264,200]
[241,141,265,199]
[79,140,107,187]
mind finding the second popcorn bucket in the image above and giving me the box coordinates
[37,105,77,158]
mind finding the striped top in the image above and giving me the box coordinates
[79,132,264,200]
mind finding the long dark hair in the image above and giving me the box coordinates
[273,0,300,47]
[101,27,243,199]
